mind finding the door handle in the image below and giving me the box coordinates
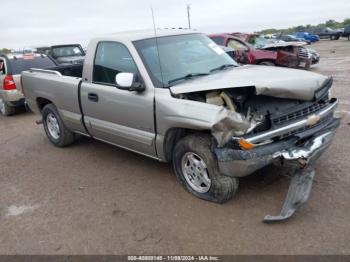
[88,93,99,102]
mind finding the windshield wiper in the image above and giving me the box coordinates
[209,64,236,73]
[168,73,209,85]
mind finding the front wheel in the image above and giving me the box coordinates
[0,98,15,116]
[172,134,239,203]
[42,104,75,147]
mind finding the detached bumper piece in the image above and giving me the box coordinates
[263,168,314,223]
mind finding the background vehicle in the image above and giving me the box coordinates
[36,44,85,64]
[22,30,339,221]
[309,27,341,40]
[343,25,350,40]
[294,32,320,43]
[209,33,314,68]
[274,33,311,45]
[0,53,56,116]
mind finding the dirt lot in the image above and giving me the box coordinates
[0,39,349,255]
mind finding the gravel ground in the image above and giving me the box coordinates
[0,39,349,255]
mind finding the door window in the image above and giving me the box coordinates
[93,42,138,85]
[227,39,248,51]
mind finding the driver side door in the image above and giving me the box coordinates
[80,41,156,158]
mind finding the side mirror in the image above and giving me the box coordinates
[115,72,145,92]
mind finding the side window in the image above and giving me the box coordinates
[93,42,138,85]
[227,39,248,51]
[0,60,5,75]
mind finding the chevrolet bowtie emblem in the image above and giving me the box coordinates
[306,114,321,126]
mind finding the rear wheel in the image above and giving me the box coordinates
[172,134,239,203]
[0,98,16,116]
[42,104,75,147]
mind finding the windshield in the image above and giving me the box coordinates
[248,35,269,48]
[51,46,83,58]
[133,34,237,87]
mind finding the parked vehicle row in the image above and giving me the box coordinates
[210,33,319,69]
[20,29,340,222]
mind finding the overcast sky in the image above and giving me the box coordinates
[1,0,350,48]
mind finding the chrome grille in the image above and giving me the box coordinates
[272,97,330,125]
[298,46,311,59]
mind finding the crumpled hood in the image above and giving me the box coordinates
[261,41,306,49]
[170,65,329,101]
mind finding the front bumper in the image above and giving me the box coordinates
[214,113,340,222]
[0,89,24,104]
[215,117,339,178]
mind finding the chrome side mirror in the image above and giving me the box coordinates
[115,72,145,92]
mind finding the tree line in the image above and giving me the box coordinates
[258,18,350,34]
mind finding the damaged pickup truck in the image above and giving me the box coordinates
[22,30,340,222]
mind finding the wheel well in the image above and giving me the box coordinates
[257,59,275,65]
[163,128,210,162]
[37,97,52,111]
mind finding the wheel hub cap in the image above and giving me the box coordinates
[181,152,211,193]
[46,113,60,139]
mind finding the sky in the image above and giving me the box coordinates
[1,0,350,48]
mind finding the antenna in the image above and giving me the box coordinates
[151,7,165,88]
[187,4,191,29]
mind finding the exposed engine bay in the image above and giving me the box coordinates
[174,84,331,147]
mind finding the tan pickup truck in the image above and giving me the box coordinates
[22,29,340,222]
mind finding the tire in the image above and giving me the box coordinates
[258,61,275,66]
[0,97,16,116]
[172,134,239,203]
[42,103,75,147]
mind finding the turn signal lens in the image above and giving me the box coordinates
[238,138,255,150]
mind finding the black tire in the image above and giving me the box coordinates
[0,98,16,116]
[172,134,239,203]
[42,103,75,147]
[258,61,275,66]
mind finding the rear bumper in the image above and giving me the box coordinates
[215,117,340,178]
[0,89,24,103]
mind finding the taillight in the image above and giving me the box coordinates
[3,75,17,90]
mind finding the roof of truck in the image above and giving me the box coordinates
[94,28,199,42]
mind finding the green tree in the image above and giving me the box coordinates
[0,48,11,54]
[325,19,337,27]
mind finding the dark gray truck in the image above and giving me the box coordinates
[36,44,85,65]
[22,30,340,222]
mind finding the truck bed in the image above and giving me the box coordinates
[22,65,86,134]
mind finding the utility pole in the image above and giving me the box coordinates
[187,4,191,29]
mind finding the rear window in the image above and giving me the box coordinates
[9,56,56,74]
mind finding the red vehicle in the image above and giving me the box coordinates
[209,33,313,69]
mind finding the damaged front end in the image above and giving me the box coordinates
[172,75,339,222]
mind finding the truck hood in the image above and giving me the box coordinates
[170,65,328,101]
[261,41,306,49]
